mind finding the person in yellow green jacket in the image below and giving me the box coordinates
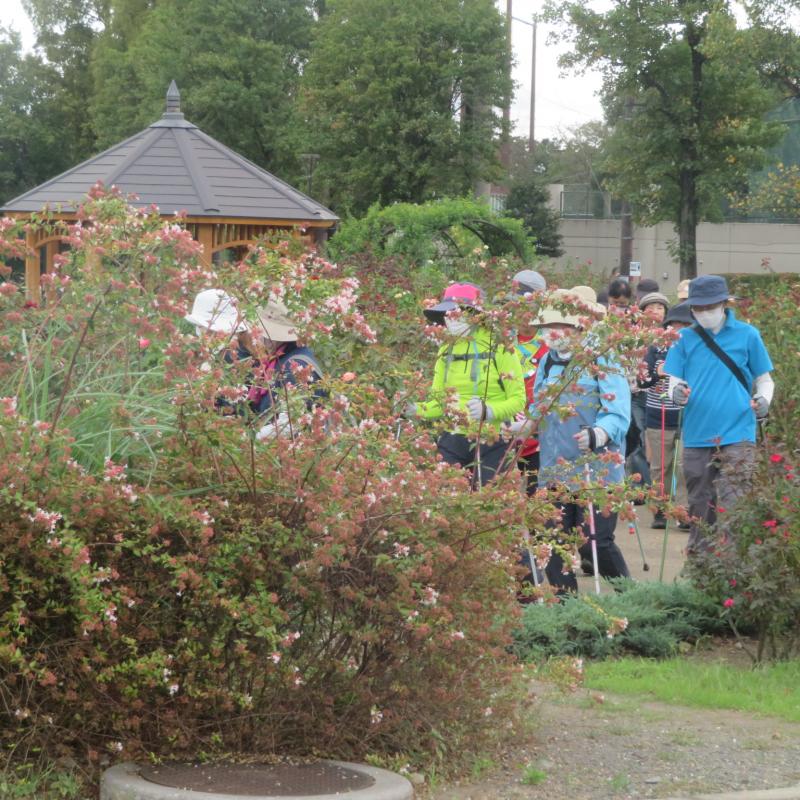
[406,283,526,487]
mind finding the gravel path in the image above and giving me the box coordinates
[424,511,800,799]
[425,680,800,800]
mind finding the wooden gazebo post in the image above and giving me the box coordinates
[25,229,40,301]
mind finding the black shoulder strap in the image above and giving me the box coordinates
[541,352,570,381]
[692,324,749,393]
[286,352,322,377]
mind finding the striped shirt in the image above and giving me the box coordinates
[640,345,681,429]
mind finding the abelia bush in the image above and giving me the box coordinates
[0,188,533,773]
[0,187,670,777]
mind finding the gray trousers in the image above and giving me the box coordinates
[645,427,687,508]
[683,442,756,553]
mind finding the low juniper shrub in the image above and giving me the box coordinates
[512,581,726,662]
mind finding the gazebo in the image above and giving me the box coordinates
[1,82,338,299]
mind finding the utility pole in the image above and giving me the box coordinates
[500,0,512,171]
[618,97,635,276]
[529,21,536,153]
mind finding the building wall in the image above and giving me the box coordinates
[555,218,800,296]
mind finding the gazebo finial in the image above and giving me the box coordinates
[166,81,181,114]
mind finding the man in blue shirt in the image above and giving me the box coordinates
[663,275,774,553]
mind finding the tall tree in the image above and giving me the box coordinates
[90,0,316,178]
[545,0,784,279]
[22,0,112,163]
[0,28,76,204]
[301,0,511,214]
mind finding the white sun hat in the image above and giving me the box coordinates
[185,289,248,333]
[255,299,299,342]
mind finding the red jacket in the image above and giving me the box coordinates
[516,335,549,458]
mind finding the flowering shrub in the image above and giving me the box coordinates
[0,187,672,781]
[685,449,800,662]
[0,188,536,775]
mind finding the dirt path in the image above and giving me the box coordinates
[425,511,800,799]
[425,681,800,800]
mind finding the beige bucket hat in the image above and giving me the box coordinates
[537,286,606,327]
[255,300,299,342]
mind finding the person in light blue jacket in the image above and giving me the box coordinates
[531,287,632,592]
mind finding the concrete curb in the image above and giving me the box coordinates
[100,761,414,800]
[662,785,800,800]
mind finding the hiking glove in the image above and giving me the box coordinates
[466,396,494,422]
[506,412,533,438]
[672,381,690,406]
[574,426,609,452]
[751,395,769,419]
[403,402,417,419]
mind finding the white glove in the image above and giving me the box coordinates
[403,402,418,419]
[672,381,690,406]
[506,413,533,438]
[751,395,769,419]
[256,411,290,441]
[466,396,494,422]
[573,426,609,452]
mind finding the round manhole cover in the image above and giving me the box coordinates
[139,762,376,796]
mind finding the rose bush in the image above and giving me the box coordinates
[685,449,800,663]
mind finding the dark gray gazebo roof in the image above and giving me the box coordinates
[2,82,337,224]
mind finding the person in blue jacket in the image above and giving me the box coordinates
[532,287,632,592]
[664,275,774,554]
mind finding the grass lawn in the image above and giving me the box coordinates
[584,657,800,723]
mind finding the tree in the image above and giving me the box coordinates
[0,28,77,204]
[300,0,511,215]
[545,0,785,279]
[22,0,112,164]
[90,0,316,179]
[504,178,563,258]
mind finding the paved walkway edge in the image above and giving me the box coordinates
[663,785,800,800]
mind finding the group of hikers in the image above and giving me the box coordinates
[186,268,774,595]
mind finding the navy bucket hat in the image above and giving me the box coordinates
[687,275,731,307]
[664,300,693,326]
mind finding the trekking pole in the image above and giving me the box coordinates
[395,420,402,442]
[474,438,483,489]
[660,402,667,500]
[582,460,602,595]
[627,510,649,571]
[523,530,541,588]
[659,408,683,582]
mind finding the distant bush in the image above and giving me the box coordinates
[512,581,726,662]
[327,197,535,265]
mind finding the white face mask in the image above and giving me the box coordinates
[693,307,725,330]
[445,317,472,337]
[543,328,574,357]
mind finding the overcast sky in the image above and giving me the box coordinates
[3,0,607,141]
